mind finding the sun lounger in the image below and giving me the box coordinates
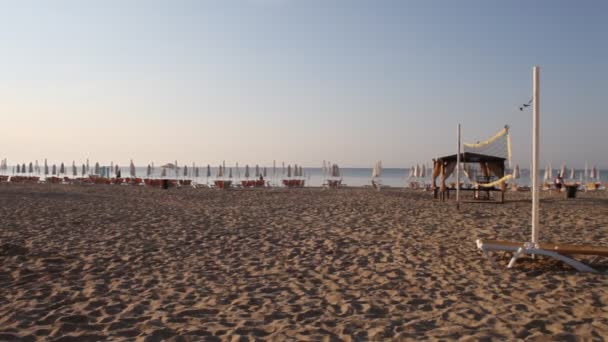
[214,180,231,189]
[476,239,608,272]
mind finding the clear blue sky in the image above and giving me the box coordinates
[1,0,606,167]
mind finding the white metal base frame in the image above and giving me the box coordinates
[476,240,597,273]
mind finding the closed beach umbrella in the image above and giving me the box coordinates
[421,163,427,178]
[332,164,340,178]
[72,161,77,176]
[512,164,520,179]
[86,159,90,173]
[58,163,64,175]
[245,165,250,179]
[183,165,188,177]
[44,159,49,175]
[206,164,211,178]
[543,165,549,181]
[94,162,100,175]
[570,167,575,180]
[287,164,292,178]
[147,164,152,177]
[560,164,566,178]
[195,166,200,178]
[255,165,260,178]
[35,160,39,174]
[21,163,26,174]
[235,162,240,179]
[110,161,114,176]
[81,164,86,176]
[282,162,285,176]
[263,167,267,177]
[229,168,232,178]
[414,164,420,178]
[584,162,589,180]
[590,166,597,180]
[52,164,57,175]
[115,164,119,176]
[130,160,136,177]
[16,164,20,173]
[216,164,222,178]
[28,162,33,174]
[273,160,276,179]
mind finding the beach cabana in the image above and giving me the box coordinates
[433,152,508,203]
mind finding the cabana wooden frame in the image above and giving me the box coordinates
[432,152,507,203]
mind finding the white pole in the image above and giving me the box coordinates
[531,66,540,245]
[456,123,461,209]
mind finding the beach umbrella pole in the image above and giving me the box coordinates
[456,123,461,209]
[531,66,540,245]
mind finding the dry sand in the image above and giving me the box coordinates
[1,184,607,341]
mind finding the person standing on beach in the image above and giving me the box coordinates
[554,174,564,192]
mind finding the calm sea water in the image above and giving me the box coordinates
[5,166,605,188]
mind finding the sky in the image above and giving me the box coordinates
[1,0,607,168]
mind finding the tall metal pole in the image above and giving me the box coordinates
[531,66,540,244]
[456,123,461,209]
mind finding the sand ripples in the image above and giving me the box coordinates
[1,184,607,340]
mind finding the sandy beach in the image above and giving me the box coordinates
[1,184,607,341]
